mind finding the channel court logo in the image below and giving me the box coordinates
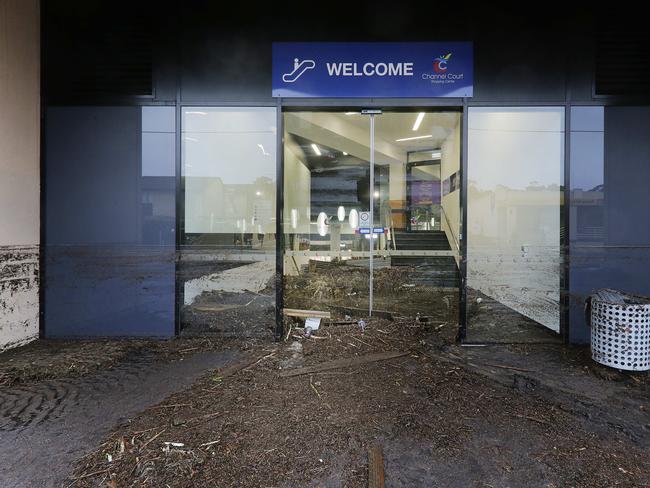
[433,53,452,73]
[423,52,464,84]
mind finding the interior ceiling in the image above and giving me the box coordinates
[341,111,459,152]
[288,133,365,172]
[286,111,459,168]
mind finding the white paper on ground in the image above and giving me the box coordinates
[305,317,321,330]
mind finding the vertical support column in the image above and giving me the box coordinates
[458,103,469,341]
[275,100,285,340]
[561,104,571,343]
[369,114,375,317]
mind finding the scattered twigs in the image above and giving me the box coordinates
[200,440,221,448]
[213,353,272,379]
[367,333,389,346]
[65,469,110,487]
[184,411,222,424]
[514,414,552,426]
[351,336,374,348]
[485,364,534,373]
[284,323,293,341]
[140,428,166,450]
[309,375,322,399]
[151,403,191,409]
[177,347,199,354]
[280,351,409,378]
[244,351,276,370]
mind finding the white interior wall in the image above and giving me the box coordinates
[389,162,406,202]
[283,141,311,234]
[0,0,40,351]
[440,119,461,259]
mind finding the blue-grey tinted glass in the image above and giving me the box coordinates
[571,106,604,132]
[570,106,650,343]
[44,106,176,337]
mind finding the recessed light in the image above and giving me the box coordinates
[412,112,425,131]
[395,135,433,142]
[343,152,348,156]
[311,143,322,156]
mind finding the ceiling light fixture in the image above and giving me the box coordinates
[395,135,433,142]
[431,151,442,159]
[311,143,322,156]
[412,112,425,131]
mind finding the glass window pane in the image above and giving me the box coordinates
[467,107,564,342]
[569,106,604,343]
[282,111,371,316]
[180,107,276,338]
[44,106,176,337]
[571,106,604,132]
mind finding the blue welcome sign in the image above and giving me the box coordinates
[272,42,473,98]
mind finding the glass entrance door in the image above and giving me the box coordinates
[282,110,461,332]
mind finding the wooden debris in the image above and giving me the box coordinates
[283,308,331,319]
[140,428,166,450]
[200,440,221,448]
[214,354,270,378]
[328,320,357,326]
[485,363,534,373]
[280,351,409,378]
[368,444,385,488]
[194,304,241,312]
[514,414,552,426]
[309,376,322,399]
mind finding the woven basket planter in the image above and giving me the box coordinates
[591,289,650,371]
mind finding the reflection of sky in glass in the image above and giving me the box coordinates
[570,132,603,191]
[142,107,175,177]
[570,107,604,192]
[182,107,276,183]
[468,107,564,191]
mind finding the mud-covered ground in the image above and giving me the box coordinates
[0,338,260,488]
[65,320,650,488]
[285,264,459,323]
[180,261,276,338]
[0,337,245,387]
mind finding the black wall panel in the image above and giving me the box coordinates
[605,107,650,245]
[43,2,600,104]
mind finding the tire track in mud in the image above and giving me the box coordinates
[0,356,150,432]
[0,350,238,488]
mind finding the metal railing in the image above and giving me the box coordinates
[440,206,460,252]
